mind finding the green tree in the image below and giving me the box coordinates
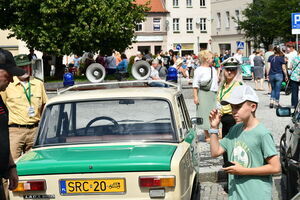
[0,0,149,56]
[238,0,300,49]
[271,0,300,42]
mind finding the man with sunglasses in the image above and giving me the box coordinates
[209,85,281,200]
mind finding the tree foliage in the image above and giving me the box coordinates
[0,0,149,56]
[238,0,300,49]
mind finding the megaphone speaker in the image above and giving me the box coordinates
[86,63,106,83]
[131,60,151,80]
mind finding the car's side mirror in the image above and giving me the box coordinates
[276,107,291,117]
[191,117,203,125]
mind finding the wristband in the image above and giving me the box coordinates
[208,128,219,135]
[8,164,16,170]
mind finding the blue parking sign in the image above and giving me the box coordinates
[292,13,300,34]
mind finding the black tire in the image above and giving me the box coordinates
[190,177,200,200]
[286,167,299,199]
[281,174,288,200]
[280,133,287,174]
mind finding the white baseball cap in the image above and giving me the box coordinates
[221,85,259,105]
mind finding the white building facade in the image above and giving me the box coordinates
[211,0,252,56]
[165,0,211,56]
[0,30,42,56]
[125,12,169,57]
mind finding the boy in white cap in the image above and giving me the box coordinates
[209,85,280,200]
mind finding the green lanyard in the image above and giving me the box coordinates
[22,81,31,105]
[219,81,236,101]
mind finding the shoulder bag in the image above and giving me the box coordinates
[200,67,213,91]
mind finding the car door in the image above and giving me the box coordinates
[286,104,300,197]
[177,94,200,168]
[289,104,300,163]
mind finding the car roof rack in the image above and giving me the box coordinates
[57,80,181,95]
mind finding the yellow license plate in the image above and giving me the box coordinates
[60,178,126,195]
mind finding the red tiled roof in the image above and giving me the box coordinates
[135,0,168,13]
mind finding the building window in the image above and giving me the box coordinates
[173,18,180,32]
[217,12,221,29]
[200,18,207,31]
[235,10,240,27]
[173,0,179,7]
[200,0,205,7]
[186,0,192,7]
[153,18,161,31]
[186,18,193,32]
[135,23,142,31]
[225,11,230,28]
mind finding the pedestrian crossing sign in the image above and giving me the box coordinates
[236,41,244,49]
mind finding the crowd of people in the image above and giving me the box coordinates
[145,44,300,110]
[247,44,300,109]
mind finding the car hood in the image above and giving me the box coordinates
[17,144,177,176]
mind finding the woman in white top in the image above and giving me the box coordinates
[193,50,218,142]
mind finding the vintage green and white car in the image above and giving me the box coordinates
[10,82,202,200]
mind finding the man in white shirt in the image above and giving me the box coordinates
[264,45,274,94]
[148,59,167,87]
[249,50,256,67]
[233,49,243,64]
[285,44,298,70]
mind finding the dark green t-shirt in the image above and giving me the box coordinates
[220,123,277,200]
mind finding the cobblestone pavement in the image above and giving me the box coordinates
[200,182,228,200]
[200,177,282,200]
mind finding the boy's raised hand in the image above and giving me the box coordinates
[209,109,221,129]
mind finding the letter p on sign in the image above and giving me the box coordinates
[295,15,300,24]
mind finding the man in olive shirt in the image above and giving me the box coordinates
[1,54,48,160]
[0,49,25,199]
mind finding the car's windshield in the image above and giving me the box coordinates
[36,99,176,146]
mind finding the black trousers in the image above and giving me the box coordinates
[221,114,236,165]
[291,80,300,108]
[0,179,6,200]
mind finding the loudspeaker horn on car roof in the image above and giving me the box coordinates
[85,63,106,83]
[131,60,151,80]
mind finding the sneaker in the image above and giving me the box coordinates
[269,103,274,108]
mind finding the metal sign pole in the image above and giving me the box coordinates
[297,34,299,51]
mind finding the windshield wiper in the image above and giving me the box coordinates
[147,118,170,123]
[117,120,144,123]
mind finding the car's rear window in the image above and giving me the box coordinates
[36,99,176,146]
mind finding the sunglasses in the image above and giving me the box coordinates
[225,68,238,72]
